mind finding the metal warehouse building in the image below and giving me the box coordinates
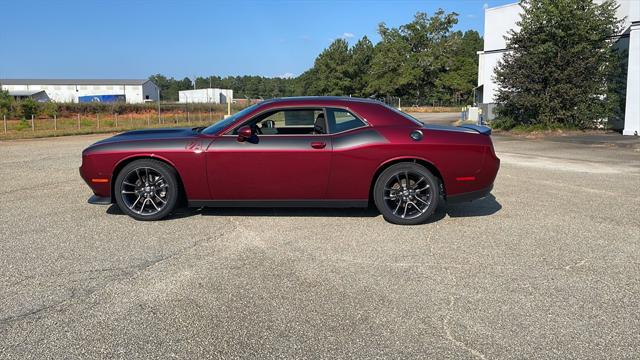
[0,79,159,104]
[477,0,639,135]
[178,88,234,104]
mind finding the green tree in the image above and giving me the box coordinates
[148,74,192,101]
[494,0,623,129]
[367,10,460,103]
[148,74,171,101]
[367,22,415,98]
[435,30,483,104]
[349,36,375,97]
[293,68,319,96]
[20,98,39,120]
[307,38,353,96]
[146,10,479,104]
[0,89,13,116]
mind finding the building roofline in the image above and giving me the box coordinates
[485,2,520,12]
[7,90,47,96]
[0,79,152,86]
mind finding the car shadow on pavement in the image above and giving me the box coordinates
[445,194,502,218]
[106,194,501,222]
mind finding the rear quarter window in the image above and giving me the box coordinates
[326,108,366,133]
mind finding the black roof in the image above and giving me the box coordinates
[262,96,383,104]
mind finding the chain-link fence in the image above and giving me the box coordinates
[0,102,238,140]
[376,96,465,113]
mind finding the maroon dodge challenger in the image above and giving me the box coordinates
[80,97,499,225]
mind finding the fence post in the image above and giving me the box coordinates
[4,115,6,134]
[31,115,35,132]
[77,114,80,129]
[54,114,57,131]
[147,113,150,126]
[97,114,100,129]
[115,113,118,127]
[129,114,132,127]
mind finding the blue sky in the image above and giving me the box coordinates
[1,0,515,79]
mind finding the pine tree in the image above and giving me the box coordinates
[494,0,623,129]
[308,39,352,96]
[349,36,374,97]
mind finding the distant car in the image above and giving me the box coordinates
[80,97,500,225]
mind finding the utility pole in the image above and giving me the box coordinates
[157,88,161,123]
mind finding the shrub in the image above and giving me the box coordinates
[20,99,39,120]
[41,102,59,117]
[15,119,30,131]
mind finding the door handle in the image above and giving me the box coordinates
[310,141,326,149]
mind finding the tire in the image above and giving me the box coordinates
[114,159,179,221]
[373,162,439,225]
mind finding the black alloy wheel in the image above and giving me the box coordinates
[114,159,178,221]
[374,162,439,225]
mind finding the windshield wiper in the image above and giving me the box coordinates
[192,126,206,133]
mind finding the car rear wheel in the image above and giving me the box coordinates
[114,159,178,221]
[373,163,439,225]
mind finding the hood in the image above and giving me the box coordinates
[92,127,199,146]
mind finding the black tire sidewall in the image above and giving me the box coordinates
[373,163,439,225]
[114,159,178,221]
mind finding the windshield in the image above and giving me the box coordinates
[201,103,261,135]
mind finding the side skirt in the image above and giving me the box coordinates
[188,199,369,208]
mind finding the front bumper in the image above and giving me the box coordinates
[79,156,112,199]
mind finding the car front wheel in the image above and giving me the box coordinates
[373,162,439,225]
[114,159,178,221]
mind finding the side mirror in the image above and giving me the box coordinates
[237,125,253,142]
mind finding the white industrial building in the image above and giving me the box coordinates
[7,90,50,102]
[0,79,159,104]
[477,1,639,135]
[179,88,233,104]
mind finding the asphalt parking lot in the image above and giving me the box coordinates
[1,115,639,358]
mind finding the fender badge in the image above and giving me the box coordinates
[186,140,204,153]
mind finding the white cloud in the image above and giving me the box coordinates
[467,14,477,19]
[342,32,355,39]
[276,72,295,79]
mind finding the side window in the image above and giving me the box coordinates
[234,108,326,135]
[326,108,366,134]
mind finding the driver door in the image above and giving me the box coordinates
[205,108,332,200]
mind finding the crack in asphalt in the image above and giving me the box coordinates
[565,258,588,270]
[443,295,487,360]
[0,229,231,327]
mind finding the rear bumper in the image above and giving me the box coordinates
[447,184,493,204]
